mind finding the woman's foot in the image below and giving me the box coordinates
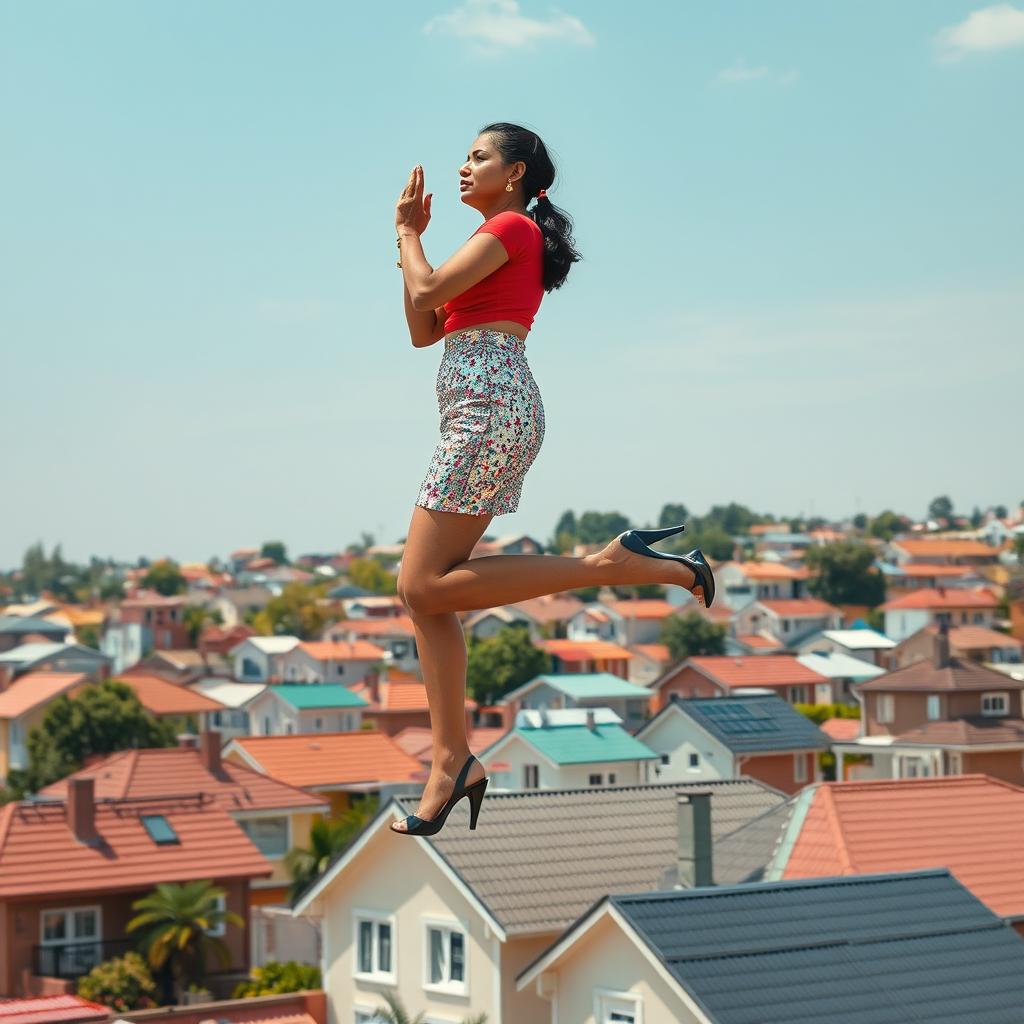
[590,534,704,605]
[389,751,487,833]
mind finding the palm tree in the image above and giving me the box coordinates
[285,802,378,902]
[127,880,243,1003]
[368,989,487,1024]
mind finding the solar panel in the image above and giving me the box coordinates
[698,702,781,735]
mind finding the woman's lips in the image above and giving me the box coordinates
[460,182,472,189]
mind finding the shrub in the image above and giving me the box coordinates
[232,959,322,997]
[76,951,159,1012]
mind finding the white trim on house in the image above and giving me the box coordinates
[352,906,398,986]
[594,985,644,1024]
[763,784,819,881]
[421,912,470,998]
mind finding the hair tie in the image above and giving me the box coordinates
[537,189,547,199]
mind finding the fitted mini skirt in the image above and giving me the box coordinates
[415,327,546,516]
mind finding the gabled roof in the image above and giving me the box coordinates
[881,586,998,611]
[0,795,272,898]
[539,638,635,661]
[896,718,1024,747]
[891,538,999,558]
[819,628,895,650]
[602,599,678,619]
[775,775,1024,918]
[754,598,841,617]
[0,672,88,719]
[347,676,477,712]
[116,672,225,714]
[796,650,886,681]
[297,639,388,661]
[0,615,70,636]
[0,993,108,1023]
[660,694,829,754]
[856,655,1024,692]
[503,672,653,702]
[269,683,369,710]
[682,655,823,689]
[509,714,659,765]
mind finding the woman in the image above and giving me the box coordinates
[390,122,715,837]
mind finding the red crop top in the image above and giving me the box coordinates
[442,211,544,334]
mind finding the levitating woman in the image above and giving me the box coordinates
[390,122,714,836]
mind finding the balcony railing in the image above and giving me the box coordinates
[34,937,134,979]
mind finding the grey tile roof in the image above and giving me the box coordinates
[609,870,1024,1024]
[406,779,787,934]
[670,693,830,753]
[711,797,797,884]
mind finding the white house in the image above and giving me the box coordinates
[230,635,301,683]
[244,684,369,737]
[733,599,843,648]
[276,639,388,685]
[880,587,999,642]
[499,672,655,733]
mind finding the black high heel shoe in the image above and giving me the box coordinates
[616,524,716,608]
[389,753,489,837]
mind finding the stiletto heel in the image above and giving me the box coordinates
[632,523,687,544]
[389,753,489,837]
[467,777,488,829]
[616,528,716,608]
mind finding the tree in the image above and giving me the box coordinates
[127,881,243,1003]
[285,805,378,902]
[657,503,689,528]
[868,510,905,541]
[928,495,953,522]
[77,951,158,1013]
[4,680,177,798]
[969,505,983,528]
[141,559,186,596]
[368,989,487,1024]
[995,504,1008,519]
[251,581,335,638]
[347,557,398,594]
[804,541,886,607]
[661,611,726,661]
[260,541,289,565]
[852,513,868,531]
[182,603,223,646]
[466,626,551,704]
[233,960,322,997]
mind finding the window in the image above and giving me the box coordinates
[238,816,289,858]
[524,764,539,788]
[595,989,642,1024]
[948,752,963,775]
[263,716,271,735]
[973,612,984,624]
[688,752,700,770]
[354,1010,390,1024]
[794,753,808,783]
[315,717,324,731]
[588,774,603,785]
[782,618,791,633]
[285,722,294,735]
[354,911,395,983]
[926,695,941,721]
[140,815,179,845]
[204,892,227,938]
[39,907,101,978]
[660,753,670,765]
[876,694,895,724]
[608,773,616,784]
[241,656,261,679]
[982,692,1009,716]
[788,686,808,704]
[424,920,467,994]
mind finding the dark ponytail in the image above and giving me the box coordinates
[478,121,582,292]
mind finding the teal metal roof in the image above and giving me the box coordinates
[513,721,660,764]
[534,673,653,699]
[269,684,368,709]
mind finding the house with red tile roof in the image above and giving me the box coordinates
[223,730,427,816]
[627,642,673,687]
[100,592,191,673]
[537,639,634,678]
[277,639,388,685]
[766,774,1024,934]
[880,585,999,641]
[650,655,830,710]
[0,993,108,1023]
[567,599,681,647]
[733,598,843,649]
[886,537,1002,566]
[715,560,808,609]
[323,614,418,672]
[0,777,272,997]
[346,670,477,739]
[462,593,588,645]
[115,670,225,727]
[889,622,1022,670]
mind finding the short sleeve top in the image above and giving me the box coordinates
[442,211,545,333]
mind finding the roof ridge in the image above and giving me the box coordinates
[819,785,855,874]
[120,748,143,797]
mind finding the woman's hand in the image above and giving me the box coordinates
[396,165,432,235]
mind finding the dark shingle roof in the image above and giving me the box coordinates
[610,870,1024,1024]
[671,693,829,753]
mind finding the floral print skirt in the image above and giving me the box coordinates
[415,327,546,516]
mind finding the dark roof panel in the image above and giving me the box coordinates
[674,694,829,753]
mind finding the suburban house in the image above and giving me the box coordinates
[100,593,191,672]
[188,679,266,740]
[477,707,660,791]
[291,779,789,1024]
[880,586,999,642]
[0,615,72,653]
[114,670,225,730]
[889,622,1022,669]
[635,693,828,794]
[650,655,827,708]
[766,775,1024,934]
[0,776,272,997]
[886,536,1003,566]
[796,626,895,666]
[275,639,388,685]
[463,593,586,643]
[223,730,426,815]
[537,638,635,678]
[513,869,1024,1024]
[345,670,478,739]
[0,643,110,684]
[566,599,680,647]
[134,646,234,684]
[230,636,301,682]
[323,615,418,672]
[627,643,673,687]
[793,649,885,702]
[338,595,407,620]
[244,684,369,736]
[499,672,656,733]
[714,560,808,609]
[878,561,985,592]
[833,623,1024,782]
[732,598,844,649]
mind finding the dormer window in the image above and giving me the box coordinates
[981,692,1009,717]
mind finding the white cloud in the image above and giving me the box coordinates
[422,0,595,56]
[713,59,800,87]
[934,3,1024,63]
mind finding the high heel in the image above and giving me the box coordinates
[616,526,716,608]
[389,753,489,837]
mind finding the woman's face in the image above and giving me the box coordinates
[459,135,521,207]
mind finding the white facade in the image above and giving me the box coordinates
[230,636,300,683]
[634,705,733,784]
[245,689,362,737]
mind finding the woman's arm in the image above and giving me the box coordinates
[400,227,507,312]
[401,237,441,347]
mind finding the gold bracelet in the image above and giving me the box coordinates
[396,236,402,268]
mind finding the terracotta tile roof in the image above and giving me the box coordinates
[756,598,841,617]
[686,655,823,688]
[735,633,784,649]
[348,678,477,711]
[36,747,327,812]
[116,672,225,714]
[856,655,1023,692]
[539,639,635,661]
[604,599,678,619]
[631,643,671,662]
[733,561,801,580]
[943,625,1022,650]
[896,718,1024,746]
[391,724,507,762]
[509,593,587,624]
[0,795,272,898]
[892,539,999,558]
[881,587,999,611]
[226,731,424,789]
[328,614,416,636]
[895,564,974,577]
[819,717,862,741]
[781,775,1024,917]
[0,671,87,719]
[297,639,388,661]
[0,994,108,1023]
[584,608,610,622]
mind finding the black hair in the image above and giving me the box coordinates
[478,121,582,292]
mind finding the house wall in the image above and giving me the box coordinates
[740,752,816,795]
[545,910,699,1024]
[280,650,379,685]
[483,735,648,792]
[963,750,1024,786]
[636,712,731,784]
[363,708,474,739]
[320,822,502,1024]
[883,609,931,643]
[798,634,885,666]
[865,690,1024,735]
[654,667,724,711]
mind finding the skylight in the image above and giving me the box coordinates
[140,814,180,845]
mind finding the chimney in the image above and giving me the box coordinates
[0,665,13,692]
[933,613,951,669]
[177,733,199,749]
[677,792,713,888]
[200,729,222,773]
[585,709,596,731]
[365,667,380,704]
[67,777,99,845]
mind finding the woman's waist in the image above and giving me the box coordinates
[443,326,529,354]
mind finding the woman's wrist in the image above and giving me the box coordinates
[396,226,420,239]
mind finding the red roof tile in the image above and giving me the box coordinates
[328,615,416,637]
[782,775,1024,917]
[686,655,823,688]
[116,672,225,714]
[605,599,678,619]
[348,678,477,711]
[896,564,974,578]
[756,598,841,617]
[735,633,784,649]
[539,639,635,661]
[892,539,999,558]
[0,994,108,1023]
[881,587,999,611]
[298,639,388,661]
[0,672,88,719]
[896,718,1024,746]
[819,717,862,741]
[631,643,672,662]
[733,561,801,580]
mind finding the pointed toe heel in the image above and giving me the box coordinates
[616,526,716,608]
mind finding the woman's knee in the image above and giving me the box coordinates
[399,578,438,616]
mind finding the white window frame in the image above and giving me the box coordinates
[926,695,941,721]
[876,694,895,724]
[593,986,644,1024]
[948,751,963,775]
[237,814,291,860]
[794,753,808,783]
[981,692,1009,716]
[353,908,397,985]
[788,685,808,704]
[205,892,227,938]
[353,1007,391,1024]
[422,914,469,997]
[39,905,102,977]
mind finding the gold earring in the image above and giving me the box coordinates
[506,179,514,192]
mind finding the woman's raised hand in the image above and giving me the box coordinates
[395,164,432,235]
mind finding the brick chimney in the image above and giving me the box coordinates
[585,709,596,731]
[677,792,713,888]
[67,777,99,845]
[934,613,951,669]
[200,729,222,773]
[366,667,380,705]
[0,665,14,692]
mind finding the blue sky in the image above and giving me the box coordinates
[2,0,1022,568]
